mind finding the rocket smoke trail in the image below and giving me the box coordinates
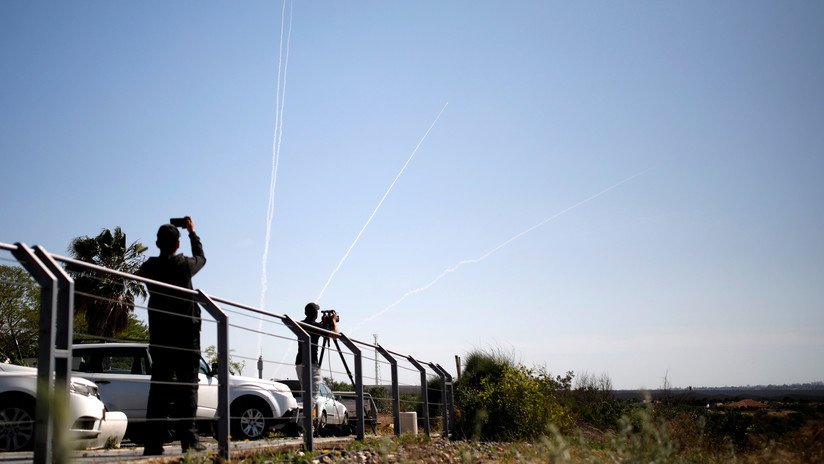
[353,166,653,330]
[315,103,449,302]
[259,0,293,354]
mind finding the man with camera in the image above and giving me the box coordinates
[138,216,206,455]
[295,302,324,403]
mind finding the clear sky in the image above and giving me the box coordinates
[1,1,822,390]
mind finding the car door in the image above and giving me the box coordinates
[72,347,151,420]
[318,384,340,424]
[196,358,218,418]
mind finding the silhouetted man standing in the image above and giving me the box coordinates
[295,302,323,401]
[138,217,206,455]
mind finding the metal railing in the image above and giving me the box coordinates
[0,241,455,462]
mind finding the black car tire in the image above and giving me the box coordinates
[338,412,351,436]
[231,398,271,440]
[0,395,35,452]
[314,411,327,437]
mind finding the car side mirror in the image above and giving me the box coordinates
[211,362,219,376]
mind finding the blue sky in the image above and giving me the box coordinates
[1,1,822,389]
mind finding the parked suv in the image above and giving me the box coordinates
[0,362,128,451]
[71,343,300,441]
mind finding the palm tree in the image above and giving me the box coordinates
[67,227,148,338]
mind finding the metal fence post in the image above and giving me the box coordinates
[436,364,455,439]
[375,345,399,435]
[33,246,74,463]
[429,363,449,438]
[12,243,58,464]
[196,291,230,461]
[337,334,364,440]
[407,356,430,436]
[282,315,314,451]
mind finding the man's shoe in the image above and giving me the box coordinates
[142,446,164,456]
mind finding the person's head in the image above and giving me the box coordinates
[156,224,180,255]
[304,302,319,320]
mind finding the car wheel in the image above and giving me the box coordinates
[231,399,271,440]
[338,413,351,436]
[0,398,35,452]
[314,411,327,437]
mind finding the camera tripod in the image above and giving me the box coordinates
[318,335,355,386]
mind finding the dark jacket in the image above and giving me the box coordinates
[138,232,206,349]
[295,318,323,365]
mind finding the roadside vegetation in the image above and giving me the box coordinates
[450,348,824,463]
[199,349,822,463]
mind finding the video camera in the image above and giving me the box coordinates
[317,309,353,385]
[320,310,339,331]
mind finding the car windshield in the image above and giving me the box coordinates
[199,357,211,375]
[319,383,331,397]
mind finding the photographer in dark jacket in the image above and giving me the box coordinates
[295,302,323,401]
[138,217,206,455]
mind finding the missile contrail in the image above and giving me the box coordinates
[315,102,449,302]
[353,166,653,330]
[259,0,294,354]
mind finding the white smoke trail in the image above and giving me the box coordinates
[315,102,449,302]
[259,0,294,355]
[353,166,654,330]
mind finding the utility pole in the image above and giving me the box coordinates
[373,334,380,387]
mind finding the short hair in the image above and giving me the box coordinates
[156,224,180,251]
[305,302,319,316]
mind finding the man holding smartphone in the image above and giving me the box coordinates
[138,216,206,455]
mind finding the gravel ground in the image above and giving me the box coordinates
[288,437,526,464]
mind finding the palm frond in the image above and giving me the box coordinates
[66,226,149,337]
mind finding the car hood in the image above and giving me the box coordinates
[0,363,37,374]
[0,363,97,388]
[229,375,292,394]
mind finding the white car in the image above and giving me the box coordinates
[71,343,300,441]
[278,379,349,436]
[0,362,127,452]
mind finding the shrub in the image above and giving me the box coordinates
[369,386,391,412]
[571,371,627,430]
[455,349,573,441]
[400,393,419,412]
[421,376,444,425]
[703,409,753,450]
[324,377,353,392]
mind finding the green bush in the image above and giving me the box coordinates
[369,386,391,412]
[421,376,444,425]
[324,377,353,392]
[455,350,573,441]
[570,371,628,429]
[702,409,753,450]
[400,393,419,412]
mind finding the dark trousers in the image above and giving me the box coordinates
[145,346,200,449]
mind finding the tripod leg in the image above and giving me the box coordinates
[318,337,329,366]
[333,339,356,386]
